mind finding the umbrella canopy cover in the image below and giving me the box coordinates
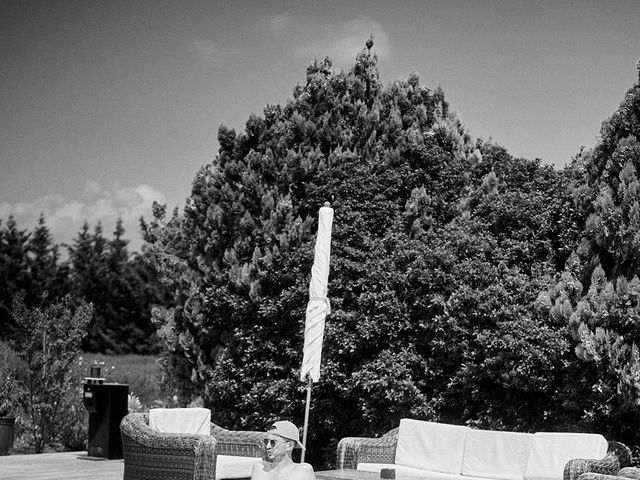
[300,205,334,383]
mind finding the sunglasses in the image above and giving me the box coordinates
[264,438,287,448]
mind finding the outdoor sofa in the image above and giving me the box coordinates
[337,419,633,480]
[120,412,265,480]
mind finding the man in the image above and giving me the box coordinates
[251,420,316,480]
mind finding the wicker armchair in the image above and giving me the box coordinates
[210,423,266,479]
[336,427,399,469]
[564,441,633,480]
[121,413,267,480]
[210,423,266,459]
[121,412,216,480]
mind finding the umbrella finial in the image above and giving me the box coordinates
[323,201,330,207]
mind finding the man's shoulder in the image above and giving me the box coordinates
[251,460,271,478]
[296,462,315,479]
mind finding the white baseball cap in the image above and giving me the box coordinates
[268,420,305,449]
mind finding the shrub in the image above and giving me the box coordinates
[10,293,92,453]
[0,340,21,417]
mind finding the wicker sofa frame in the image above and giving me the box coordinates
[121,412,267,480]
[579,467,640,480]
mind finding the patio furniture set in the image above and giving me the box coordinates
[119,412,637,480]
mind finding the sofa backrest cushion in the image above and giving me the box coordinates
[524,432,608,480]
[462,429,534,480]
[395,419,470,473]
[149,407,211,435]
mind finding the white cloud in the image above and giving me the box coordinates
[83,180,102,199]
[0,182,167,252]
[292,16,391,66]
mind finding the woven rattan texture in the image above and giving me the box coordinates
[210,423,266,458]
[577,466,640,480]
[565,452,620,480]
[565,441,634,480]
[121,413,216,480]
[335,427,399,469]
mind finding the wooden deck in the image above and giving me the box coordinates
[0,451,124,480]
[0,452,373,480]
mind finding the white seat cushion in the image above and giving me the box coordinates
[462,429,534,480]
[395,419,470,474]
[216,455,262,479]
[358,463,466,480]
[524,432,608,480]
[148,407,211,435]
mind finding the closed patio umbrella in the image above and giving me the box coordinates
[300,202,333,459]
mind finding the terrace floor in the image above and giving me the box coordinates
[0,451,124,480]
[0,451,348,480]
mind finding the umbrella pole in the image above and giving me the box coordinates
[301,374,312,462]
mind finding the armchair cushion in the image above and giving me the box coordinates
[149,407,211,435]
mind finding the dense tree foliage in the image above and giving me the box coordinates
[0,216,164,354]
[0,216,69,339]
[144,44,627,467]
[68,219,163,353]
[535,76,640,445]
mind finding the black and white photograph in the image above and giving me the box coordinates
[1,1,640,479]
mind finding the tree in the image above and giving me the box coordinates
[535,66,640,443]
[0,216,31,339]
[146,42,579,467]
[68,220,161,353]
[0,215,70,340]
[28,215,70,303]
[569,79,640,282]
[68,222,111,351]
[141,203,200,401]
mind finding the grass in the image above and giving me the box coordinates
[80,352,163,407]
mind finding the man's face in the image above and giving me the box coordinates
[264,434,290,460]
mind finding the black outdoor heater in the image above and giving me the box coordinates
[82,363,129,459]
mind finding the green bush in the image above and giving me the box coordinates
[10,293,92,453]
[0,341,19,416]
[55,356,89,452]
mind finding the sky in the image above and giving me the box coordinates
[1,0,639,252]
